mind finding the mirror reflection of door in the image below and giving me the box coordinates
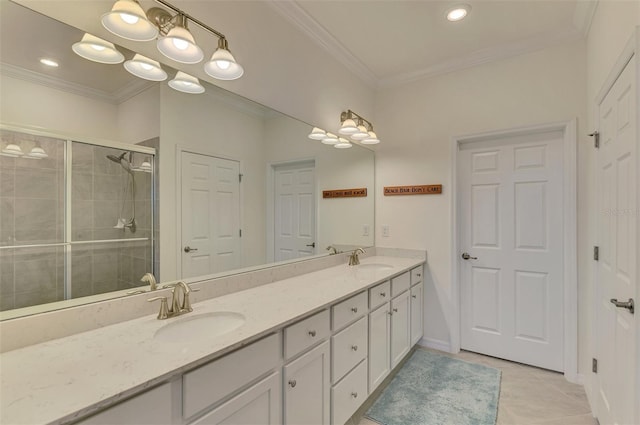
[181,151,241,278]
[274,161,316,261]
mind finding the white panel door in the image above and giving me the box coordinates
[459,130,564,371]
[181,152,241,278]
[274,162,316,261]
[594,55,637,425]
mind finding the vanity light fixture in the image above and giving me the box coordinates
[27,144,49,159]
[72,33,125,64]
[338,118,358,135]
[340,110,381,144]
[308,127,327,140]
[361,131,380,145]
[102,0,159,41]
[169,71,205,94]
[350,120,370,141]
[1,143,24,157]
[321,133,339,145]
[334,138,353,149]
[39,58,59,67]
[446,4,471,22]
[124,54,168,81]
[100,0,244,80]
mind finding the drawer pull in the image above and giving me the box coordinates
[351,392,358,398]
[351,307,358,313]
[288,380,297,388]
[351,345,358,351]
[308,330,317,337]
[393,308,398,313]
[412,295,417,299]
[380,292,386,297]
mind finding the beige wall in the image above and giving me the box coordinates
[374,40,588,352]
[583,0,639,395]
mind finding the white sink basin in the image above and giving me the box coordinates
[357,263,394,271]
[154,312,245,343]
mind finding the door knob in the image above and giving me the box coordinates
[184,246,198,253]
[610,298,634,314]
[461,252,477,260]
[306,242,316,248]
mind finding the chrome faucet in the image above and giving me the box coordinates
[348,248,365,266]
[326,245,338,255]
[141,273,157,291]
[147,281,198,320]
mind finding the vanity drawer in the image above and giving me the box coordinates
[183,333,281,419]
[331,316,368,383]
[332,291,367,331]
[411,266,423,285]
[331,359,368,425]
[369,280,391,310]
[284,309,330,360]
[391,271,410,297]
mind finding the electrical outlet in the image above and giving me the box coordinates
[382,225,390,237]
[363,224,370,236]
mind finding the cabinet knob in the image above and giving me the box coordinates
[380,292,386,297]
[308,330,316,337]
[393,308,398,313]
[351,392,358,398]
[351,345,358,351]
[388,311,393,316]
[351,307,358,313]
[417,273,422,277]
[288,380,297,388]
[412,295,417,299]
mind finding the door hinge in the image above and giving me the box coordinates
[239,229,242,237]
[592,358,598,373]
[594,246,599,261]
[239,173,243,183]
[589,131,600,149]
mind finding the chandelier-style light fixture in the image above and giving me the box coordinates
[73,0,242,95]
[309,110,381,148]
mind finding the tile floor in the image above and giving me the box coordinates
[354,347,597,425]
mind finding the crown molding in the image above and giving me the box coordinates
[265,0,378,88]
[573,0,598,37]
[378,28,584,88]
[0,62,154,104]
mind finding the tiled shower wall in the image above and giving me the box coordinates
[0,130,155,312]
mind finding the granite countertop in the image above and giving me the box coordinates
[0,255,424,425]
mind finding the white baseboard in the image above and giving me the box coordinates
[418,337,452,353]
[573,373,585,385]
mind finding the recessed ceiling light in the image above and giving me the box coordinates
[39,58,59,67]
[446,4,471,22]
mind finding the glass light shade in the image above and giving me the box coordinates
[2,144,24,156]
[350,125,370,140]
[102,0,159,41]
[321,133,339,145]
[157,26,204,64]
[72,33,124,64]
[308,127,326,140]
[169,71,205,94]
[27,146,48,159]
[447,4,470,21]
[361,131,380,144]
[334,138,352,149]
[124,54,167,81]
[338,118,358,135]
[204,39,244,80]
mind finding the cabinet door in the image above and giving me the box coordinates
[368,303,391,392]
[192,373,281,425]
[284,341,330,425]
[391,290,411,368]
[410,282,424,346]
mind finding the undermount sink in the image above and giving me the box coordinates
[154,312,245,343]
[356,263,394,271]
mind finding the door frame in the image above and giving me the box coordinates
[175,145,244,279]
[265,158,318,263]
[450,119,578,382]
[590,29,639,421]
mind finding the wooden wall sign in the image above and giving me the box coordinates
[323,188,368,199]
[384,184,442,196]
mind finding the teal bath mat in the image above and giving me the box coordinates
[365,350,501,425]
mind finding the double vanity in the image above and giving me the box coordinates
[0,254,425,425]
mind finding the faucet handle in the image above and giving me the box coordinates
[147,296,169,319]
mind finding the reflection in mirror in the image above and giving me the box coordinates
[0,1,375,317]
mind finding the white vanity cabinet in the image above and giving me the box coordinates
[390,290,411,368]
[410,281,424,346]
[368,301,391,390]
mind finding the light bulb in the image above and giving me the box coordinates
[91,44,106,51]
[172,38,189,50]
[447,4,471,21]
[217,60,230,70]
[120,12,139,24]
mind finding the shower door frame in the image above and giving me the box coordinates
[0,123,156,301]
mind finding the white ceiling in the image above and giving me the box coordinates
[269,0,596,87]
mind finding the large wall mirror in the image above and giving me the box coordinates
[0,1,375,318]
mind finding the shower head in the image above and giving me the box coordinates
[106,152,127,164]
[106,152,134,174]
